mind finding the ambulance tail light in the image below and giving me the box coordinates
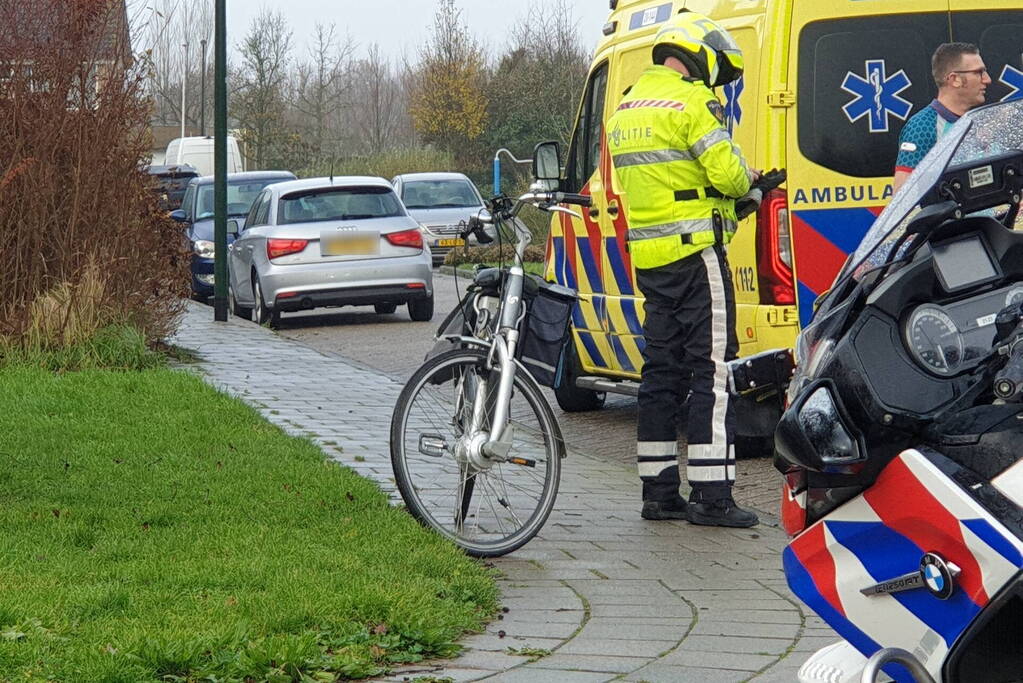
[756,188,795,306]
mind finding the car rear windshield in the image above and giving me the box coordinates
[196,180,278,219]
[401,179,480,209]
[278,186,404,224]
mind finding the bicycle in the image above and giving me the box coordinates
[389,142,591,557]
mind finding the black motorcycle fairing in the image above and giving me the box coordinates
[775,320,921,485]
[854,314,959,414]
[944,569,1023,683]
[925,404,1023,482]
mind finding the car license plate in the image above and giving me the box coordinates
[437,238,464,248]
[321,230,379,256]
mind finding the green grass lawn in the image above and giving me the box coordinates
[0,365,498,682]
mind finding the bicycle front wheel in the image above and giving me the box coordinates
[390,348,562,557]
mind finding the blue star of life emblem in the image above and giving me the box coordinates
[841,59,913,133]
[722,76,743,134]
[999,59,1023,102]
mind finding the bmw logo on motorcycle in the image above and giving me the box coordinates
[919,552,958,600]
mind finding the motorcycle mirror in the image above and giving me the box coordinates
[775,380,865,472]
[906,200,960,236]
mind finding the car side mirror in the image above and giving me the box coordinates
[227,219,240,236]
[170,209,188,223]
[775,380,865,472]
[532,140,561,192]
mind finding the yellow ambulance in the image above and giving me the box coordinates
[545,0,1023,451]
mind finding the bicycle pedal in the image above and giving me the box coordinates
[418,433,448,457]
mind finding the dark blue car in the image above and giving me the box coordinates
[171,171,297,299]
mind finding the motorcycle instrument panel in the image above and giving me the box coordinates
[932,234,1001,293]
[904,283,1023,376]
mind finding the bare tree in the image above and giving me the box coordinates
[233,8,294,169]
[140,0,213,129]
[293,23,354,158]
[351,44,409,155]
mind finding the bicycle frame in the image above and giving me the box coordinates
[463,191,580,461]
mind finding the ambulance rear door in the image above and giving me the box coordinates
[786,1,948,327]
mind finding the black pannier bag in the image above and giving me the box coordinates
[426,268,577,388]
[517,279,577,389]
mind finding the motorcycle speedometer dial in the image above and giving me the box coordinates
[1006,284,1023,308]
[906,305,963,376]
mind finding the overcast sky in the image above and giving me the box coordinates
[225,1,610,63]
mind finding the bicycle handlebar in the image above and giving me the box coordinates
[556,192,592,207]
[512,191,592,209]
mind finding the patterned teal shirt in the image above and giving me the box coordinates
[895,100,960,174]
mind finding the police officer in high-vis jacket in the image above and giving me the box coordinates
[607,11,759,528]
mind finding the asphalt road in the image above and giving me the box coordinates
[274,271,780,514]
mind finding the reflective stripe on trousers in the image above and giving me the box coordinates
[637,440,678,479]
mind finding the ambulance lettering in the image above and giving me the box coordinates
[792,185,893,205]
[734,266,755,293]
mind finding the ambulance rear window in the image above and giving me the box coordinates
[797,15,946,178]
[951,10,1023,104]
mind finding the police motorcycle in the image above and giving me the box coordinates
[777,98,1023,683]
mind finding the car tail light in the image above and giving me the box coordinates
[781,468,808,537]
[756,188,795,306]
[385,229,423,249]
[267,238,308,260]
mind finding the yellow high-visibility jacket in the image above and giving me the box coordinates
[607,65,753,270]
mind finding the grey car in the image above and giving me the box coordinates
[391,172,491,265]
[227,176,434,327]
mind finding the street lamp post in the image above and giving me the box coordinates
[200,38,207,136]
[180,41,188,140]
[213,0,227,321]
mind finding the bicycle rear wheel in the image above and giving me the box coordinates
[390,348,562,557]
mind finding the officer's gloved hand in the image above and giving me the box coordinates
[735,168,787,220]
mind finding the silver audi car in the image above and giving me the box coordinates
[391,172,491,265]
[227,176,434,327]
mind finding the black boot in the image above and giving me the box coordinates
[641,496,688,520]
[641,473,686,520]
[687,490,759,528]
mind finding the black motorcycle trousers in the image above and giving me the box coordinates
[635,245,739,502]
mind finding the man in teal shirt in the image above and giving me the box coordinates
[894,43,990,192]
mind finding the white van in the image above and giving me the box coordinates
[164,136,243,176]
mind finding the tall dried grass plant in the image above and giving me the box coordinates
[0,0,189,353]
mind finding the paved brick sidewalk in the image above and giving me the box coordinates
[171,302,835,682]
